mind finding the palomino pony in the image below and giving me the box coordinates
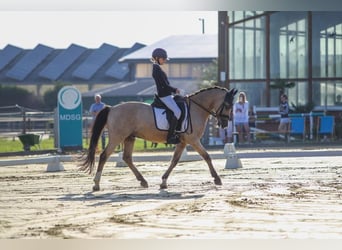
[80,86,237,191]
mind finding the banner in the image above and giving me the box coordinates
[57,86,83,150]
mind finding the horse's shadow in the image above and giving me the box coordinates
[58,190,204,206]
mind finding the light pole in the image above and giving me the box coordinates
[198,18,205,34]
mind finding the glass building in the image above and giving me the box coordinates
[219,11,342,110]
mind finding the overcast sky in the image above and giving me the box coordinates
[0,11,218,49]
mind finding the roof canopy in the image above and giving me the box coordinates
[120,34,218,62]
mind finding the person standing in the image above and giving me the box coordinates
[233,92,250,144]
[278,94,290,142]
[89,94,106,150]
[335,95,342,105]
[219,109,233,143]
[151,48,181,144]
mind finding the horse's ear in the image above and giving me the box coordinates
[230,88,238,96]
[234,88,238,96]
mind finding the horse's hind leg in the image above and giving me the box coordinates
[122,136,148,188]
[93,142,117,191]
[160,142,186,189]
[190,140,222,186]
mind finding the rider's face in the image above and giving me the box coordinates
[158,58,167,65]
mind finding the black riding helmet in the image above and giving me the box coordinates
[152,48,168,60]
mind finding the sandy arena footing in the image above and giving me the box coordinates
[0,148,341,239]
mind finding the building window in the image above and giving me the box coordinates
[270,12,308,79]
[228,11,265,23]
[313,81,342,107]
[269,81,308,107]
[312,12,342,78]
[136,63,152,78]
[229,82,267,107]
[169,63,195,78]
[229,16,266,79]
[135,62,211,79]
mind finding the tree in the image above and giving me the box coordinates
[43,83,69,111]
[0,85,44,110]
[199,59,218,88]
[270,79,295,96]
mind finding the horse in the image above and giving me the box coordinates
[80,86,238,191]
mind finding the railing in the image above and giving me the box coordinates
[207,107,341,145]
[1,105,341,150]
[0,106,94,151]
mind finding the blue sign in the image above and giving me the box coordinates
[57,86,83,150]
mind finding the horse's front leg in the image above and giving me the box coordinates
[160,142,186,189]
[190,140,222,186]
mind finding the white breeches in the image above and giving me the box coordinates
[160,95,181,120]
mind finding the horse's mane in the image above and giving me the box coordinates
[188,86,228,97]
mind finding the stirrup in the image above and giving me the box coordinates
[167,134,180,144]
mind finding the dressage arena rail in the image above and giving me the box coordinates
[1,148,342,167]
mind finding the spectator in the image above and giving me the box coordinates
[233,92,250,144]
[335,95,342,105]
[278,94,290,142]
[89,94,106,150]
[219,110,233,143]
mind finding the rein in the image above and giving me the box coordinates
[189,96,229,120]
[189,98,218,117]
[188,91,232,129]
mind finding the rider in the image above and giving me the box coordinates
[151,48,181,144]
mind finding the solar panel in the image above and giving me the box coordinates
[105,62,129,80]
[39,44,86,80]
[72,43,118,80]
[0,45,23,71]
[121,42,145,57]
[6,44,53,81]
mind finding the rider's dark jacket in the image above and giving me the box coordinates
[152,63,177,97]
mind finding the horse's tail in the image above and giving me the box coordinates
[79,106,110,174]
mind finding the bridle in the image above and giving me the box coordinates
[188,92,233,128]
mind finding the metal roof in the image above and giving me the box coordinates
[104,43,145,80]
[39,44,87,80]
[5,44,53,81]
[0,45,23,71]
[0,43,146,84]
[0,35,215,84]
[105,62,129,80]
[120,34,218,62]
[72,43,119,80]
[82,78,201,98]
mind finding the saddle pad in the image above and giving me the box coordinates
[152,107,189,132]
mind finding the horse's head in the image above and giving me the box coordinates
[216,88,238,128]
[189,86,238,129]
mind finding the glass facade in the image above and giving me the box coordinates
[230,81,267,106]
[313,81,342,106]
[227,11,342,108]
[229,16,266,79]
[312,12,342,78]
[270,12,308,79]
[228,11,265,23]
[270,81,309,107]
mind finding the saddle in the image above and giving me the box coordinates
[151,94,189,132]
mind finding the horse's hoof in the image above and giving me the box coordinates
[140,181,148,188]
[214,178,222,186]
[160,183,168,189]
[93,185,100,191]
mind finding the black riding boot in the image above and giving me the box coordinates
[167,116,180,144]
